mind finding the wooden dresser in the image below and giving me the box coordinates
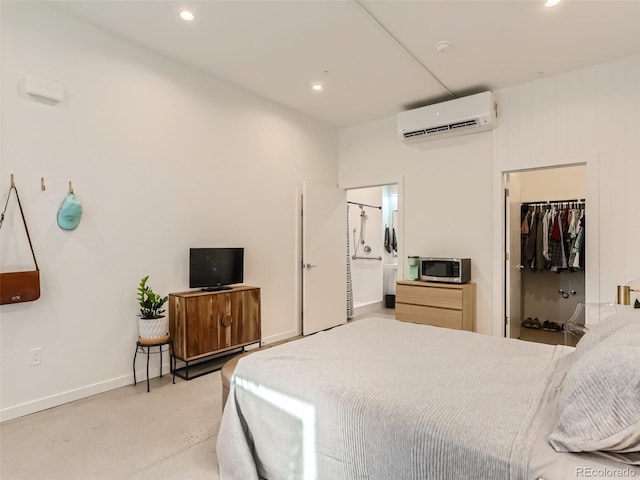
[395,280,476,332]
[169,285,261,378]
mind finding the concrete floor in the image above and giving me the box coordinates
[350,307,396,322]
[519,326,576,346]
[2,307,567,480]
[1,372,222,480]
[0,308,396,480]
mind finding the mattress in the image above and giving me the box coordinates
[217,317,639,480]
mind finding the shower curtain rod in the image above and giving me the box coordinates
[347,201,381,209]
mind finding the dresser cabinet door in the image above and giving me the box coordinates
[217,289,261,349]
[184,296,219,358]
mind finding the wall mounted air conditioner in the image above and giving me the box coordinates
[397,91,497,145]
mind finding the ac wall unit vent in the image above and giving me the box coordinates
[397,91,497,145]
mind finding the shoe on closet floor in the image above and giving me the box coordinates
[549,321,562,332]
[522,317,533,328]
[530,318,542,329]
[542,320,551,331]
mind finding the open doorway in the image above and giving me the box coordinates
[504,165,587,346]
[346,184,398,319]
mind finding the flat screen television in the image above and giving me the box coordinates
[189,247,244,291]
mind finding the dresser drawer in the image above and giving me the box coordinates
[396,303,463,330]
[395,281,475,332]
[396,283,463,309]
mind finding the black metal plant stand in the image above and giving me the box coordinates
[133,335,176,392]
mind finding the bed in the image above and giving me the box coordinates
[217,312,640,480]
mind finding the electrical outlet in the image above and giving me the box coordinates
[30,347,42,366]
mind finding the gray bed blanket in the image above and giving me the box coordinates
[217,317,568,480]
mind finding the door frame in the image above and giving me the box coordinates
[340,176,405,285]
[295,176,404,335]
[503,172,522,339]
[492,154,600,338]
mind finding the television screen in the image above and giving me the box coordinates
[189,248,244,291]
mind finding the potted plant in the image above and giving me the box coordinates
[137,275,169,340]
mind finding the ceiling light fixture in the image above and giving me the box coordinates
[179,10,195,21]
[544,0,562,7]
[311,83,324,92]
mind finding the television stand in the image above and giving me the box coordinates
[169,286,261,380]
[201,286,232,292]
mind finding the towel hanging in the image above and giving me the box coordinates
[384,226,391,253]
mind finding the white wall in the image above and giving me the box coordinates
[0,2,338,420]
[494,54,640,333]
[339,122,494,333]
[515,165,586,202]
[340,53,640,338]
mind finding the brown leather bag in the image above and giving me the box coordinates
[0,185,41,305]
[0,270,40,304]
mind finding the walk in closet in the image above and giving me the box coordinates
[507,165,586,346]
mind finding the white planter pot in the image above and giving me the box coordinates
[138,316,169,340]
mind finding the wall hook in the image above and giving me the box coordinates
[68,181,74,194]
[41,177,46,191]
[10,174,15,188]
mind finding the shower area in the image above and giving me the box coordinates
[347,185,398,317]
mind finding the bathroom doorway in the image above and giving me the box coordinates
[347,184,399,318]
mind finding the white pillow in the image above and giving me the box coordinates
[574,311,639,360]
[549,321,640,461]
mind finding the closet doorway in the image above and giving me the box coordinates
[504,165,586,346]
[346,184,399,318]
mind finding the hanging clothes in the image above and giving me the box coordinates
[521,201,586,273]
[549,209,567,272]
[542,208,552,267]
[521,209,532,266]
[525,210,538,268]
[569,209,586,271]
[535,210,546,271]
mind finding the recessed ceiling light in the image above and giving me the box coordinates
[311,83,324,92]
[180,10,195,21]
[544,0,562,7]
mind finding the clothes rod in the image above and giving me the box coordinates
[352,255,382,260]
[347,201,381,209]
[523,198,585,205]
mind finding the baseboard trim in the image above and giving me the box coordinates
[353,301,384,317]
[2,329,305,422]
[1,363,173,422]
[262,328,300,345]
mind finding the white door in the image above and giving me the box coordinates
[302,182,347,335]
[505,173,523,339]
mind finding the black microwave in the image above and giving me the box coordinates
[419,258,471,284]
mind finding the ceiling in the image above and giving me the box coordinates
[51,0,640,128]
